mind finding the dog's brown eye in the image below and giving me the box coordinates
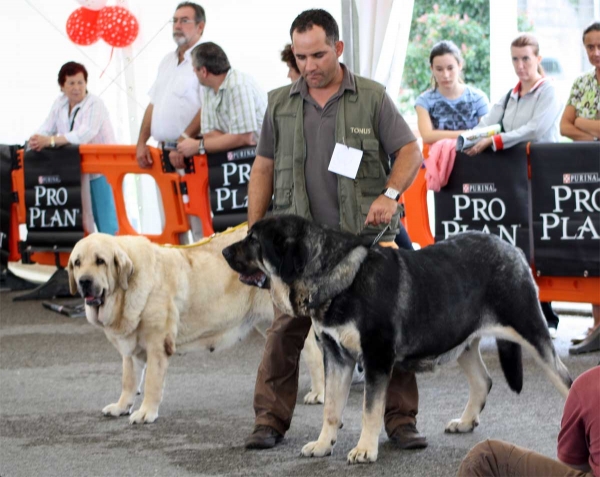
[96,258,105,266]
[74,259,80,267]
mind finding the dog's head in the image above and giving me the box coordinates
[223,215,368,311]
[68,234,133,308]
[222,216,308,288]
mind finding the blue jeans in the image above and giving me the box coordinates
[90,175,118,235]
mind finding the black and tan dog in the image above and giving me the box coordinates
[222,215,572,464]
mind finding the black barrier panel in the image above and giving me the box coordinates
[0,145,20,267]
[530,142,600,277]
[207,146,255,232]
[433,144,530,259]
[23,146,84,247]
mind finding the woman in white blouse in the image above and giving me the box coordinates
[29,61,117,234]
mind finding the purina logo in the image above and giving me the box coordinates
[38,175,61,185]
[563,172,599,184]
[462,183,497,193]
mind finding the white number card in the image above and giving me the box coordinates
[328,143,363,179]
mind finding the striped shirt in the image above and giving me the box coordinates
[37,93,116,144]
[201,69,267,136]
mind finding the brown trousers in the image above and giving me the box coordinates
[253,306,419,436]
[457,439,594,477]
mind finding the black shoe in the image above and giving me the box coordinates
[388,423,428,449]
[244,425,284,449]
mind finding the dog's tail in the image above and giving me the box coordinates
[496,339,523,393]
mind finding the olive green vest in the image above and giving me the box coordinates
[268,75,400,241]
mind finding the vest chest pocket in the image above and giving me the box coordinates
[356,138,383,179]
[273,156,293,209]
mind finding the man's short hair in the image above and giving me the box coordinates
[281,44,300,74]
[175,2,206,24]
[192,42,231,75]
[290,9,339,46]
[583,21,600,42]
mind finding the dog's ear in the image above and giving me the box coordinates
[279,238,307,283]
[67,259,77,295]
[262,233,307,283]
[114,247,133,290]
[308,245,368,309]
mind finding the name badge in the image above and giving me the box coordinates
[328,143,363,179]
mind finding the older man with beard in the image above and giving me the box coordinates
[136,2,205,171]
[135,2,205,241]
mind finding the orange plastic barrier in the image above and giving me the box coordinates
[10,145,196,267]
[182,154,214,237]
[400,144,599,305]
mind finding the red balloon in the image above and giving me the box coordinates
[97,6,139,48]
[66,7,100,46]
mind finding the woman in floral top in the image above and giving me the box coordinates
[560,21,600,352]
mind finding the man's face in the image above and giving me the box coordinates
[583,30,600,69]
[292,26,343,89]
[172,7,204,47]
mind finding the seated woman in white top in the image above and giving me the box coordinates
[415,40,489,144]
[29,61,118,235]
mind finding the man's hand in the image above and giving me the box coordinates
[169,150,186,169]
[136,143,153,168]
[365,195,397,226]
[176,138,200,158]
[464,137,493,156]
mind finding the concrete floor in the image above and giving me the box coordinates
[1,292,598,477]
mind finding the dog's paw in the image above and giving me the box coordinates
[102,403,132,417]
[445,418,478,433]
[347,446,378,464]
[303,389,324,405]
[129,407,158,424]
[301,440,334,457]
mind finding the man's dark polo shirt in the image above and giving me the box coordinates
[257,64,415,229]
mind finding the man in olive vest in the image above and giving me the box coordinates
[245,9,425,450]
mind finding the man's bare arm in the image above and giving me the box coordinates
[247,155,274,228]
[204,131,255,153]
[179,109,201,140]
[136,104,154,168]
[365,140,423,226]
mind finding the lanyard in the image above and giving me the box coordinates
[70,107,80,132]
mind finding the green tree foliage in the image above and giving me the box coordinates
[400,2,490,113]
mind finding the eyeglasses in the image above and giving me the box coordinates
[170,17,195,25]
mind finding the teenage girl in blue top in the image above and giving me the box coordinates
[415,40,489,144]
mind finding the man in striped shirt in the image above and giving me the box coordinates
[177,42,267,157]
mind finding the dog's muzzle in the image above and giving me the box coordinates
[78,277,105,307]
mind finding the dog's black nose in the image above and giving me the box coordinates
[78,277,93,292]
[222,246,233,261]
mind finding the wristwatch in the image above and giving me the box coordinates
[198,136,205,155]
[382,187,400,201]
